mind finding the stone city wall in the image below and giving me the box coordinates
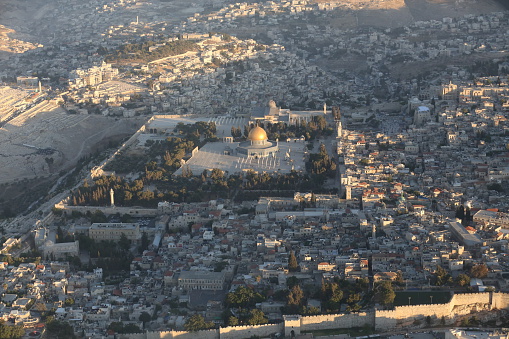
[300,312,374,331]
[116,325,280,339]
[375,303,452,330]
[375,292,493,331]
[156,329,218,339]
[493,292,509,310]
[450,292,490,307]
[219,323,283,339]
[91,293,509,338]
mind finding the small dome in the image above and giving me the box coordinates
[268,100,277,108]
[248,126,268,141]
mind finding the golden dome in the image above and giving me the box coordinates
[248,126,268,141]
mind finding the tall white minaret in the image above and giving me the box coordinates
[323,103,327,114]
[38,81,42,93]
[110,188,115,207]
[136,16,139,24]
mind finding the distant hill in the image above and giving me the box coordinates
[403,0,507,23]
[494,0,509,10]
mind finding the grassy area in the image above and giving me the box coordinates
[394,291,452,306]
[302,326,375,337]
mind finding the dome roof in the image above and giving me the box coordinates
[248,126,268,141]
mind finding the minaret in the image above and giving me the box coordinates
[110,188,115,207]
[38,81,42,93]
[323,103,327,114]
[136,16,139,24]
[372,224,376,239]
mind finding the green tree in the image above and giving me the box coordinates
[184,314,215,331]
[121,214,134,223]
[288,251,299,272]
[46,319,76,339]
[140,232,150,252]
[470,264,488,279]
[91,210,108,223]
[108,322,124,333]
[455,273,471,287]
[319,281,343,312]
[246,309,268,325]
[374,281,395,306]
[302,306,321,315]
[435,265,452,286]
[108,321,142,334]
[227,316,239,326]
[455,205,465,220]
[287,285,304,306]
[124,323,142,333]
[346,293,362,304]
[346,303,362,312]
[139,312,151,328]
[119,233,131,252]
[56,226,64,243]
[225,286,266,308]
[286,276,299,289]
[0,321,24,338]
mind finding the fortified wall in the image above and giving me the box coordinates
[116,325,283,339]
[300,312,375,331]
[104,293,509,339]
[375,292,496,330]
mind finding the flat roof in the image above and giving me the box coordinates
[90,223,139,229]
[449,221,482,246]
[178,271,225,280]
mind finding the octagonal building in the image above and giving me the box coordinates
[236,126,279,158]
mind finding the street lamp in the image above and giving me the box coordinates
[430,296,433,304]
[408,297,412,306]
